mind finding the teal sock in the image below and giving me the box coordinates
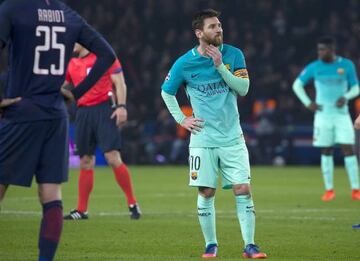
[344,155,360,189]
[235,194,255,246]
[197,195,217,246]
[321,155,334,190]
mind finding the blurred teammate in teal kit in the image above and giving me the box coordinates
[161,9,266,259]
[293,36,360,201]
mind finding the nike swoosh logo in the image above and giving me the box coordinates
[191,73,200,78]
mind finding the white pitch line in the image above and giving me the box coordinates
[2,208,358,214]
[260,216,337,221]
[1,210,40,215]
[1,209,358,222]
[4,193,190,202]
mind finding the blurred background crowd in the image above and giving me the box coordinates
[3,0,360,165]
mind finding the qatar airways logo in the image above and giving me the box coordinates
[192,80,229,97]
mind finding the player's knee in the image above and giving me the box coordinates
[341,145,354,156]
[38,184,62,204]
[342,149,354,156]
[80,155,95,170]
[198,187,216,198]
[233,184,251,196]
[104,151,122,167]
[321,147,333,155]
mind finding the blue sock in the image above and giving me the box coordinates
[197,195,217,247]
[38,200,63,261]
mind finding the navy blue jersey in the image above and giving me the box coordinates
[0,0,112,122]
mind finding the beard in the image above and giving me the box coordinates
[202,33,223,46]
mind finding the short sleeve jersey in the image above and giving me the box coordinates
[162,44,246,148]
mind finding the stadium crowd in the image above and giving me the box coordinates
[60,0,360,164]
[4,0,360,164]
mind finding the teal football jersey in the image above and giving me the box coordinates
[161,44,247,148]
[298,56,359,115]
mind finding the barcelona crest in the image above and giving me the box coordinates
[191,172,198,180]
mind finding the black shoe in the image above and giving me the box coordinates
[64,209,89,220]
[129,203,141,220]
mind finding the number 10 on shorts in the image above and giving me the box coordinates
[190,155,201,171]
[189,155,200,181]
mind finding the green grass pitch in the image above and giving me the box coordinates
[1,166,360,260]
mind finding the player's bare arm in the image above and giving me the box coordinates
[110,72,127,128]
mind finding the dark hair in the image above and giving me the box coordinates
[317,36,336,47]
[192,9,221,31]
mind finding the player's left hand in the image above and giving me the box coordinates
[111,107,127,128]
[60,87,75,103]
[0,97,21,108]
[205,44,222,67]
[336,97,347,108]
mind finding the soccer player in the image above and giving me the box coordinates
[293,36,360,201]
[62,43,141,220]
[161,9,267,259]
[0,0,116,260]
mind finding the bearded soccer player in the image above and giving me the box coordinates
[161,9,266,259]
[293,36,360,201]
[62,44,141,220]
[0,0,116,260]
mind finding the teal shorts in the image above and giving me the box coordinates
[313,113,355,147]
[188,142,251,189]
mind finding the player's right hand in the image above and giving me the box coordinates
[111,107,127,128]
[307,102,322,112]
[181,117,204,134]
[0,97,21,108]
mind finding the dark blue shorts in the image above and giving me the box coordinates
[0,118,69,187]
[75,101,122,157]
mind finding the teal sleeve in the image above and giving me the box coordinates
[216,63,249,96]
[233,48,246,70]
[292,78,312,107]
[346,61,359,87]
[298,64,314,85]
[344,85,360,100]
[161,90,186,124]
[161,59,184,95]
